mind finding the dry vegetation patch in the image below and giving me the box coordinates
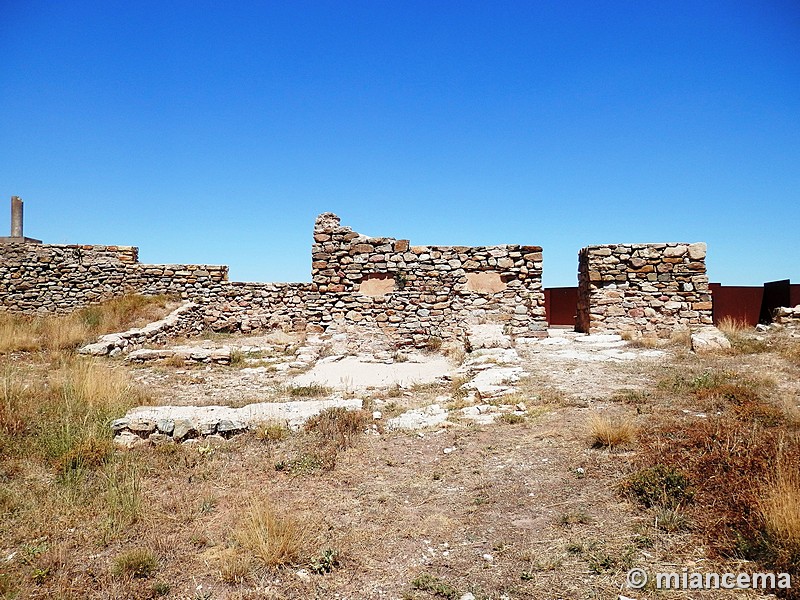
[0,294,172,354]
[2,308,799,598]
[630,363,800,596]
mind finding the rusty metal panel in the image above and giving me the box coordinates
[545,286,578,326]
[710,283,763,326]
[791,284,800,307]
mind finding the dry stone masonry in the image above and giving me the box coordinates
[1,210,726,343]
[0,243,227,313]
[774,306,800,327]
[576,242,713,337]
[306,213,547,341]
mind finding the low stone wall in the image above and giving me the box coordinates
[576,242,713,336]
[79,302,205,356]
[0,242,228,313]
[774,306,800,327]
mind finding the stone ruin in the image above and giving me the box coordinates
[576,242,713,337]
[0,197,722,345]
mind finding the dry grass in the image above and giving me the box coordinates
[588,413,636,449]
[111,547,159,578]
[717,316,771,354]
[3,306,800,598]
[234,498,312,567]
[717,316,749,337]
[304,406,370,451]
[761,466,800,543]
[633,366,800,595]
[0,294,172,354]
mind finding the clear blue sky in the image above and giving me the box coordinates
[1,1,798,287]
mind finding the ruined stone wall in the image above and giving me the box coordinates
[308,213,546,341]
[774,306,800,327]
[576,242,712,336]
[0,213,546,348]
[191,214,547,348]
[0,242,228,313]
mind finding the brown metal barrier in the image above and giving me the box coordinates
[545,282,799,328]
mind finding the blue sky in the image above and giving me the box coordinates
[1,1,798,287]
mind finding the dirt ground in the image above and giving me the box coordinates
[4,325,799,600]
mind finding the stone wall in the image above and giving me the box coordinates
[576,242,713,337]
[0,213,547,349]
[195,214,547,348]
[0,242,228,313]
[774,306,800,327]
[307,213,546,340]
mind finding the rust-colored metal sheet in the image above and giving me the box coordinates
[791,284,800,308]
[545,287,578,326]
[709,283,763,326]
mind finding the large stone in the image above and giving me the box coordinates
[691,327,732,353]
[688,242,707,260]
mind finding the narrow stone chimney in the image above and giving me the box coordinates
[10,196,23,237]
[0,196,41,244]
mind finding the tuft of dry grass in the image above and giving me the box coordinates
[761,463,800,560]
[111,547,158,578]
[218,548,254,584]
[588,414,636,450]
[717,316,770,354]
[717,316,748,337]
[235,499,311,567]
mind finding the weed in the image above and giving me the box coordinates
[104,458,142,536]
[559,511,592,526]
[112,548,158,578]
[654,507,689,532]
[611,389,650,405]
[30,567,49,585]
[255,421,289,442]
[200,495,217,514]
[410,572,462,599]
[587,550,616,574]
[275,452,328,474]
[310,548,339,574]
[229,348,245,366]
[235,498,310,567]
[218,549,253,584]
[284,384,331,398]
[304,407,369,451]
[497,412,526,425]
[151,582,171,597]
[622,464,693,509]
[588,414,636,449]
[424,336,443,353]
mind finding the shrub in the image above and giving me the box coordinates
[622,464,694,509]
[304,407,369,451]
[112,548,158,578]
